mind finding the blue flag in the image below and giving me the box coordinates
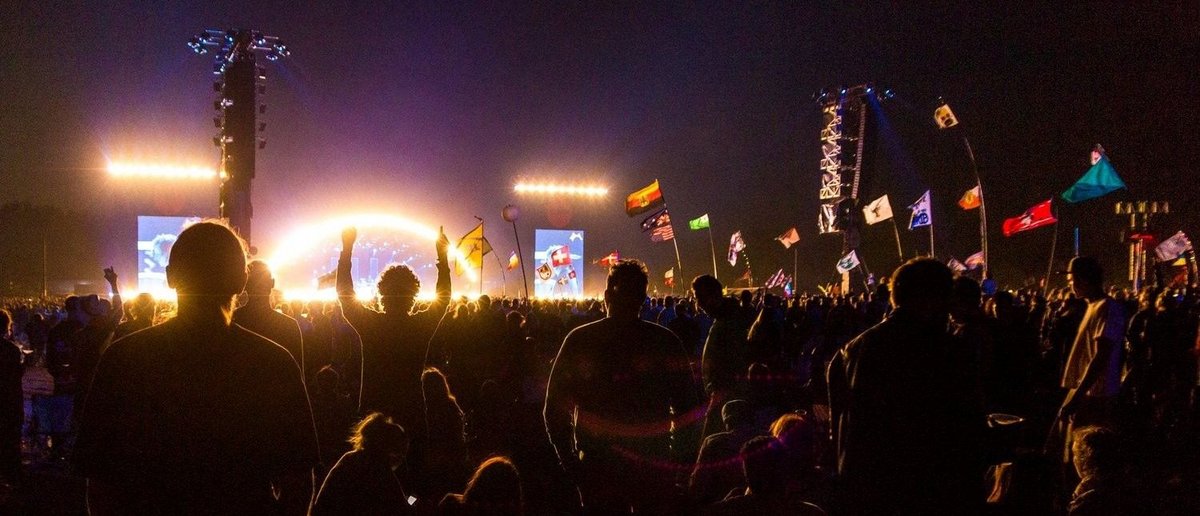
[1061,146,1126,203]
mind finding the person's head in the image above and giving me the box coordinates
[462,456,524,512]
[349,412,409,469]
[889,258,954,319]
[741,436,787,496]
[1066,256,1104,299]
[770,412,816,473]
[604,260,649,317]
[505,310,525,334]
[0,309,10,337]
[421,367,457,405]
[314,365,340,395]
[376,264,421,313]
[950,276,982,322]
[244,260,276,297]
[721,399,754,431]
[1072,425,1120,479]
[166,221,248,305]
[691,275,724,315]
[131,293,155,321]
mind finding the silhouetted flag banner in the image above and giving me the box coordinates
[775,227,800,249]
[728,231,746,266]
[625,180,665,216]
[1061,145,1126,203]
[1002,200,1057,237]
[958,185,981,210]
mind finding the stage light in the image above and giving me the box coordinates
[513,182,609,197]
[106,162,218,180]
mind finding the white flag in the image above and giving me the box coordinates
[835,250,861,274]
[1155,231,1193,262]
[728,231,746,266]
[947,258,967,272]
[965,251,985,270]
[908,190,932,229]
[862,195,894,225]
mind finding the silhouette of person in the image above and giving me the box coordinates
[0,309,21,485]
[313,412,414,515]
[439,456,525,516]
[544,259,702,514]
[73,221,319,514]
[826,258,986,515]
[692,275,751,440]
[234,260,306,374]
[337,226,450,434]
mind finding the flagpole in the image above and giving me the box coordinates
[659,188,684,281]
[707,225,718,280]
[963,137,989,277]
[793,247,798,292]
[476,217,485,297]
[1043,210,1060,296]
[890,218,904,263]
[929,223,935,259]
[493,249,507,298]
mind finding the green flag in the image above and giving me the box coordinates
[1061,147,1126,203]
[688,214,710,230]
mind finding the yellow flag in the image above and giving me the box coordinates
[455,223,492,275]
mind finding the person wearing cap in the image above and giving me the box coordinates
[1056,256,1126,472]
[688,399,764,504]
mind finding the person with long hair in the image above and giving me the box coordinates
[313,412,413,515]
[438,456,524,516]
[411,367,469,504]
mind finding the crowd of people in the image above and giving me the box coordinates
[0,219,1197,514]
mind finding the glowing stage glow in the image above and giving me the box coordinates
[267,213,478,301]
[107,162,219,180]
[514,182,609,197]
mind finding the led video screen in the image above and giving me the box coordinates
[137,216,201,291]
[533,229,584,298]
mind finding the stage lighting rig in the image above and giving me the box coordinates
[189,28,290,249]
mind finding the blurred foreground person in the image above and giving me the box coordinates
[544,260,703,514]
[826,258,986,515]
[438,456,525,516]
[313,412,413,515]
[74,221,319,514]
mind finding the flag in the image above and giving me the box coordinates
[664,268,675,287]
[947,258,967,273]
[728,231,746,266]
[1061,145,1126,203]
[783,277,794,297]
[775,227,800,249]
[549,245,572,267]
[835,250,861,274]
[764,268,787,288]
[908,191,932,229]
[1002,199,1057,237]
[862,195,894,225]
[625,180,665,217]
[568,267,577,280]
[688,214,710,231]
[641,209,670,232]
[958,185,982,210]
[507,251,519,270]
[1155,231,1193,262]
[642,209,675,242]
[594,251,620,267]
[536,262,553,281]
[965,251,985,270]
[934,103,958,129]
[317,270,336,289]
[456,223,493,275]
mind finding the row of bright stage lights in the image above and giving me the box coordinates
[107,162,222,180]
[513,182,609,197]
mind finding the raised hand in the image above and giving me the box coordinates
[436,226,450,258]
[103,267,118,286]
[341,227,357,252]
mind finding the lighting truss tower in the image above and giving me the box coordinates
[1115,200,1170,291]
[815,84,887,290]
[188,29,291,249]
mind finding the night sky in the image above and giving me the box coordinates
[3,2,1198,295]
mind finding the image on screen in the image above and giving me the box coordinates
[533,229,584,298]
[137,216,202,291]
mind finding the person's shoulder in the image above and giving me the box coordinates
[104,320,174,355]
[231,324,301,364]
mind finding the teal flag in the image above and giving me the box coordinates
[1061,153,1126,203]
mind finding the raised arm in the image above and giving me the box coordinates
[336,227,367,324]
[103,267,123,327]
[434,226,451,308]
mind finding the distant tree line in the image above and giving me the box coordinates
[0,202,99,296]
